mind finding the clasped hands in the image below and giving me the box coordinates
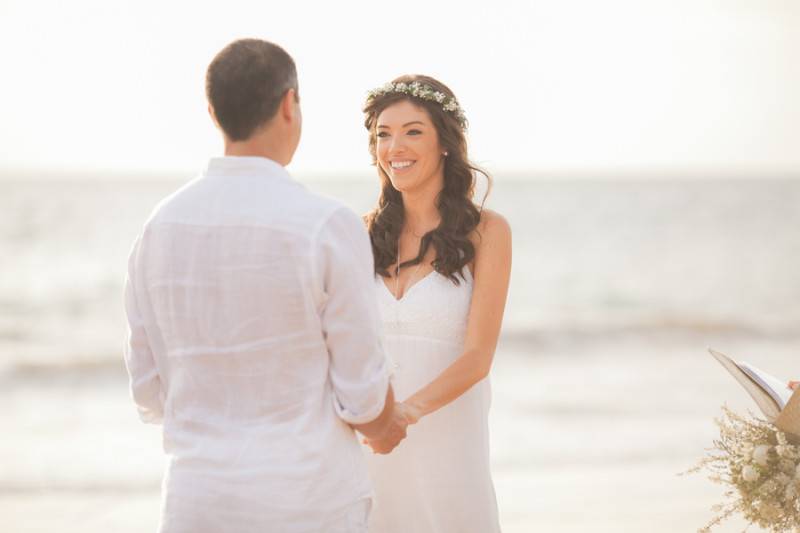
[362,402,421,454]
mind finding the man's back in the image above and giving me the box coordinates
[124,156,390,531]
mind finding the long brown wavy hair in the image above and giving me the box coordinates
[363,74,492,284]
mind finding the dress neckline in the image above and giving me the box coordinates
[379,268,473,303]
[381,270,437,302]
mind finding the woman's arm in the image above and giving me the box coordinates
[399,210,512,424]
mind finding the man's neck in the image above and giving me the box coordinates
[223,131,288,166]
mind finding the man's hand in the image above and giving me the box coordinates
[362,403,409,454]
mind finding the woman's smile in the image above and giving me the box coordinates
[389,159,417,174]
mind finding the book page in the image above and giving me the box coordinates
[738,362,791,409]
[709,348,782,420]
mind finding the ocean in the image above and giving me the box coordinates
[2,175,799,532]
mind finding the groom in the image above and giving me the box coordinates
[123,38,407,532]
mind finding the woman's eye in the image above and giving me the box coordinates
[376,131,389,138]
[407,129,422,135]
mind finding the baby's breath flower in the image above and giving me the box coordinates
[761,501,782,521]
[776,473,793,487]
[778,444,800,460]
[365,81,467,129]
[738,442,755,459]
[779,459,796,475]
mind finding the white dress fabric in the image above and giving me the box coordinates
[365,268,501,533]
[123,156,390,533]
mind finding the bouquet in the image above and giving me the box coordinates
[687,406,800,532]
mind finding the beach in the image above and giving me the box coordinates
[5,332,799,532]
[2,176,799,532]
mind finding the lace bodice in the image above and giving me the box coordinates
[375,268,473,344]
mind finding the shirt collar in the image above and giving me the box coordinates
[203,156,292,181]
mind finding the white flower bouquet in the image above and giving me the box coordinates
[694,349,800,531]
[688,407,800,532]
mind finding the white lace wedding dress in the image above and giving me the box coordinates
[365,268,501,533]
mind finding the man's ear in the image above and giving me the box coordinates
[208,104,221,128]
[281,89,298,122]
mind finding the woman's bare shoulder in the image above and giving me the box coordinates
[473,208,511,246]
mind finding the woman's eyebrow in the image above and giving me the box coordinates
[377,121,426,129]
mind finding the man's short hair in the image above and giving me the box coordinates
[205,39,298,141]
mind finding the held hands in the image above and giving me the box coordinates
[362,402,422,454]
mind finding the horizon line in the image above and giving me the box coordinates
[2,166,800,182]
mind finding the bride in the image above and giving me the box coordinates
[360,75,512,533]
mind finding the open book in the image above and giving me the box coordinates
[708,348,793,422]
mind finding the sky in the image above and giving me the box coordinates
[0,0,798,178]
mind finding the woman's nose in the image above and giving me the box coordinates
[387,135,406,154]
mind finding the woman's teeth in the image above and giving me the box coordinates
[391,161,415,169]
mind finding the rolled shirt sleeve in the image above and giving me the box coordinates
[314,207,391,425]
[123,236,164,424]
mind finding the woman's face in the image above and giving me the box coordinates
[375,99,445,193]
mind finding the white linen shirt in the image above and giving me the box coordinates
[123,156,390,533]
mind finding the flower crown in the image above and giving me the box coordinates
[366,81,467,129]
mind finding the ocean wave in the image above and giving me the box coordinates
[0,357,127,384]
[0,481,160,494]
[3,317,797,383]
[500,318,800,346]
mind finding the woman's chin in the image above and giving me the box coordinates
[389,175,417,192]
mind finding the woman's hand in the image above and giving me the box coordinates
[789,381,799,391]
[361,402,413,454]
[361,402,423,454]
[396,401,423,425]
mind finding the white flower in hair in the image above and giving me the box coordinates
[443,99,458,112]
[365,80,467,129]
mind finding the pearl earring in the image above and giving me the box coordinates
[443,151,448,157]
